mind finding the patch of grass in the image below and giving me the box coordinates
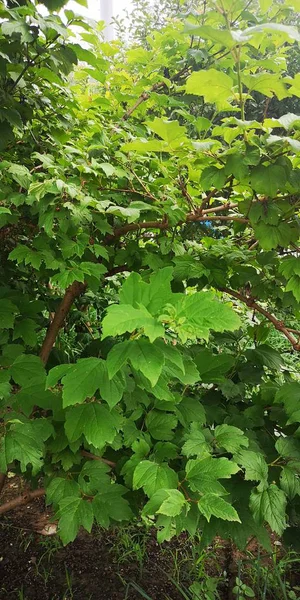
[110,523,151,579]
[238,548,300,600]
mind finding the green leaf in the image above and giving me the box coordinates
[57,496,94,545]
[93,484,133,526]
[275,437,300,460]
[184,24,235,48]
[78,461,111,495]
[99,367,125,409]
[119,268,174,316]
[235,450,268,484]
[65,403,122,448]
[157,489,187,517]
[102,305,164,343]
[186,457,239,495]
[0,422,45,475]
[144,488,186,517]
[0,370,11,400]
[175,291,241,342]
[46,477,80,508]
[107,339,164,386]
[13,318,38,347]
[244,23,300,43]
[286,275,300,303]
[8,164,31,189]
[250,484,287,535]
[214,425,249,454]
[254,222,297,250]
[146,411,177,441]
[280,467,300,500]
[154,340,185,374]
[130,339,164,386]
[176,397,206,427]
[122,139,169,153]
[9,246,42,269]
[186,70,234,110]
[11,354,45,386]
[244,73,288,100]
[182,424,211,458]
[198,494,241,523]
[275,383,300,425]
[46,364,73,388]
[0,299,19,329]
[250,165,287,198]
[145,118,187,144]
[246,345,282,370]
[61,358,104,407]
[201,167,226,190]
[133,460,178,496]
[194,350,234,383]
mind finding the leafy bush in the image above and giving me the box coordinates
[1,0,300,549]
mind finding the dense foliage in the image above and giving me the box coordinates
[1,0,300,549]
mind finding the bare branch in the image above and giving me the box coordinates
[0,488,45,516]
[0,473,6,496]
[39,281,87,365]
[221,287,300,351]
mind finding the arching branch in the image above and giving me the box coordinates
[221,287,300,351]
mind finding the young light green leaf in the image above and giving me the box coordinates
[102,304,164,342]
[186,69,234,110]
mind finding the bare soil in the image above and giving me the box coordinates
[0,477,299,600]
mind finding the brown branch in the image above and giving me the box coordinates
[123,83,164,120]
[81,450,116,468]
[0,473,6,496]
[199,188,219,213]
[178,177,195,211]
[0,488,45,516]
[39,281,87,365]
[286,327,300,336]
[186,215,248,223]
[122,67,190,120]
[109,219,169,241]
[221,287,300,350]
[204,202,239,214]
[40,208,248,363]
[109,213,248,241]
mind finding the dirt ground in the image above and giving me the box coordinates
[0,476,299,600]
